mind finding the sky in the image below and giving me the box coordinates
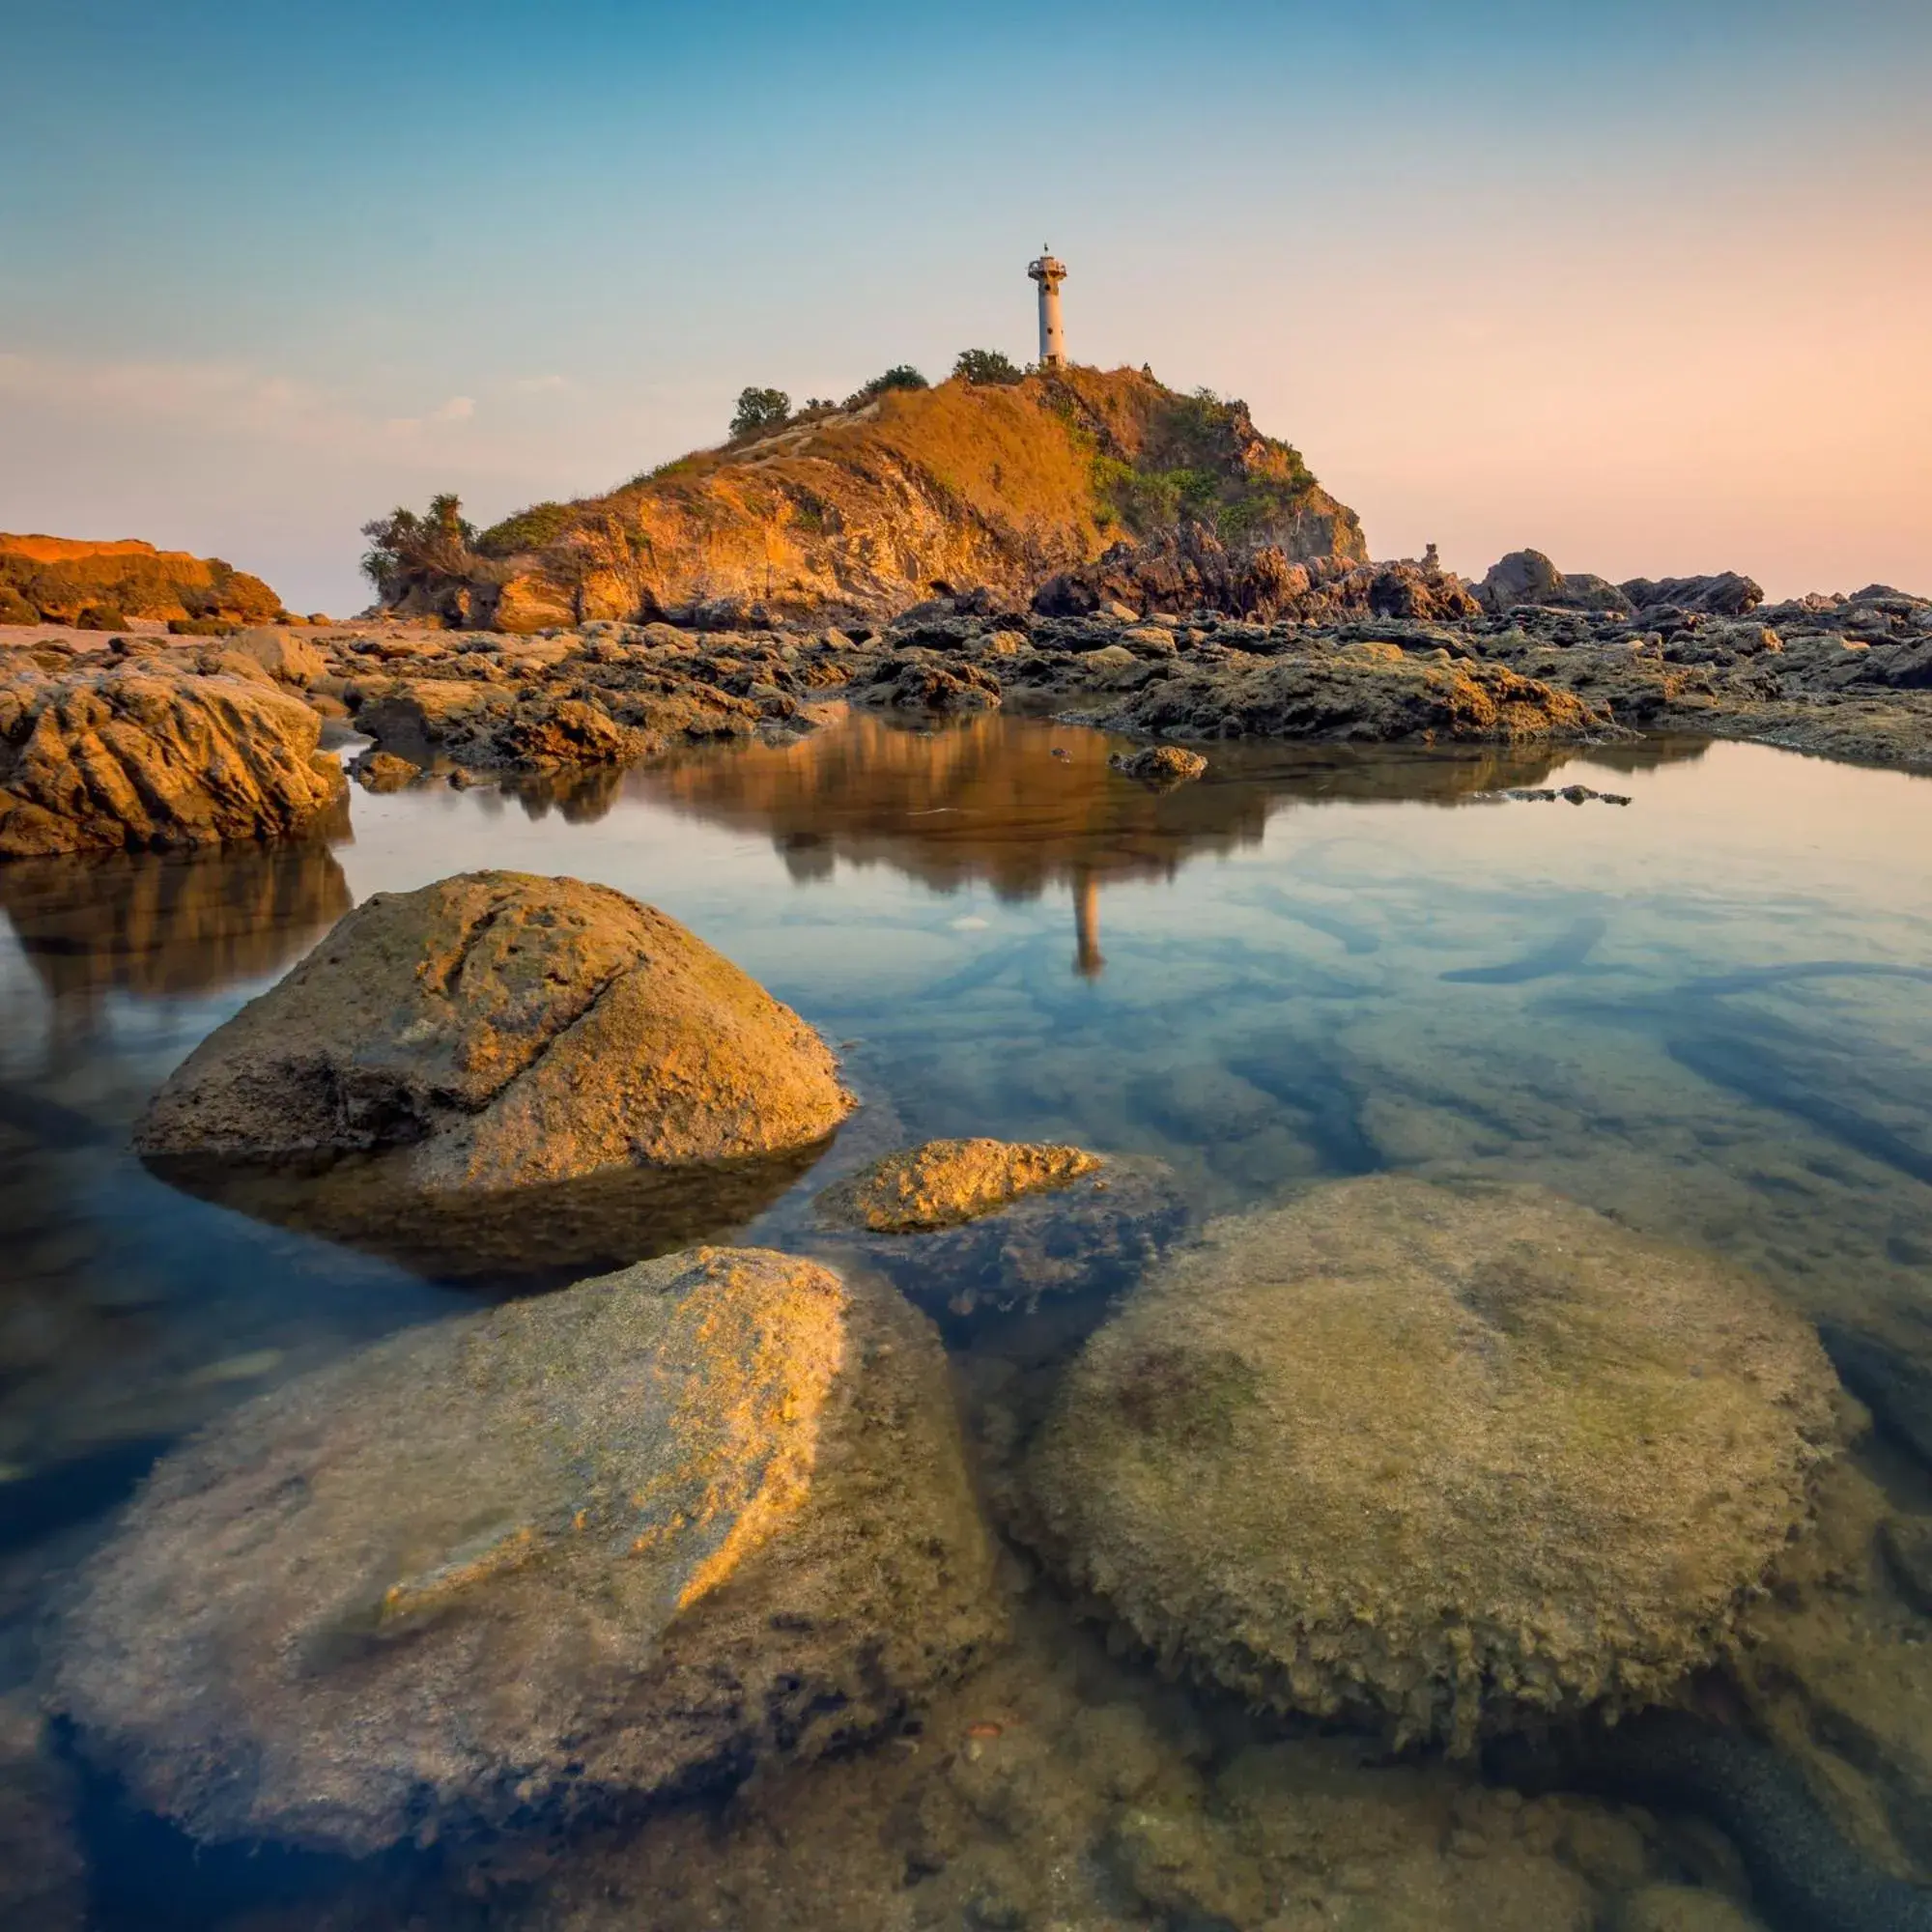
[2,0,1928,614]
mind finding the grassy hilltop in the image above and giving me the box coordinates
[368,365,1368,632]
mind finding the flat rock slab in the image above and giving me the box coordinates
[55,1246,1003,1854]
[1026,1176,1841,1750]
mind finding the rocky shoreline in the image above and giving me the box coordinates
[4,560,1927,861]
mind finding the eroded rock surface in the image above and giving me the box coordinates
[1026,1176,1841,1750]
[134,869,854,1191]
[54,1245,1003,1854]
[0,661,346,858]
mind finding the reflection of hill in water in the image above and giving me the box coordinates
[500,717,1714,979]
[488,715,1709,980]
[0,825,354,1016]
[617,715,1691,901]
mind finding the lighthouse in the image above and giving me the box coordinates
[1028,249,1067,368]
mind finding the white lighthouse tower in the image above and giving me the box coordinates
[1028,249,1067,368]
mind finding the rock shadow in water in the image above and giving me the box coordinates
[142,1138,838,1288]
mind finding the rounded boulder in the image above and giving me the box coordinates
[133,869,855,1192]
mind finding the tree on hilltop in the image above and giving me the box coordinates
[360,494,476,601]
[952,348,1022,385]
[729,386,791,438]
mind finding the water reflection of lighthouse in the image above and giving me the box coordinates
[1072,868,1104,979]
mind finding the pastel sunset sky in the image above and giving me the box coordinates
[3,0,1927,612]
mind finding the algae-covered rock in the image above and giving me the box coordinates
[134,870,854,1192]
[54,1245,1003,1854]
[1026,1176,1840,1749]
[1617,1887,1766,1932]
[812,1138,1186,1315]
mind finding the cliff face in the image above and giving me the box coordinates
[400,367,1367,633]
[0,536,284,630]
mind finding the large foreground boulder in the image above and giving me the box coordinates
[134,870,855,1193]
[55,1246,1004,1854]
[811,1138,1187,1316]
[1026,1177,1840,1751]
[0,662,346,858]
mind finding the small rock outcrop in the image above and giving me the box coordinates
[134,870,854,1190]
[1109,745,1208,787]
[0,663,346,859]
[1026,1176,1840,1751]
[54,1246,1004,1853]
[1075,649,1616,746]
[855,652,1003,714]
[349,749,420,792]
[812,1139,1186,1315]
[1621,571,1765,619]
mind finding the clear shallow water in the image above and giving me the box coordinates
[3,712,1932,1927]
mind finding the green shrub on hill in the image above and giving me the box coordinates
[953,349,1023,385]
[474,500,575,559]
[844,364,928,409]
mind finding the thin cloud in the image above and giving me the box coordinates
[1,348,504,464]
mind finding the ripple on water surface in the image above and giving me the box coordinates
[2,714,1931,1930]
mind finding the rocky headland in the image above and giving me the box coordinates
[366,367,1367,633]
[0,531,287,633]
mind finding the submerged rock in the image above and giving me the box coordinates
[0,663,346,859]
[1026,1176,1840,1750]
[134,870,855,1192]
[54,1245,1004,1854]
[814,1137,1100,1232]
[349,748,421,792]
[811,1138,1186,1315]
[1109,745,1208,787]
